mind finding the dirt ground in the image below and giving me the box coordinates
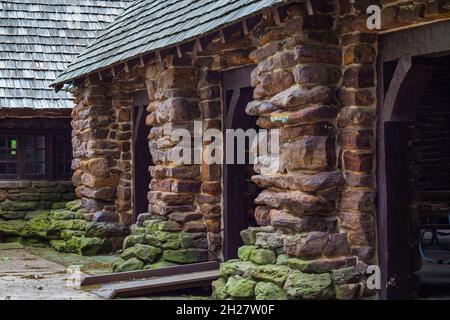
[0,243,102,300]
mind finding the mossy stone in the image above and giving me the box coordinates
[157,221,182,232]
[113,258,145,273]
[66,236,110,256]
[255,282,287,300]
[212,278,229,300]
[0,211,26,220]
[283,272,334,299]
[65,200,83,212]
[238,245,258,261]
[50,240,67,252]
[60,229,86,241]
[52,210,75,220]
[226,276,256,299]
[219,260,255,278]
[123,234,145,249]
[162,249,208,264]
[249,249,277,265]
[121,244,162,263]
[51,202,68,210]
[245,265,291,286]
[1,201,39,211]
[276,254,289,265]
[0,220,27,237]
[146,260,177,270]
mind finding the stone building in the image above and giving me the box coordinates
[53,0,450,299]
[0,1,131,251]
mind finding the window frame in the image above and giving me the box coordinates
[0,130,72,181]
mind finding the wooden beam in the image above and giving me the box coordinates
[306,0,313,15]
[272,7,281,25]
[220,29,226,44]
[176,45,183,58]
[242,19,249,35]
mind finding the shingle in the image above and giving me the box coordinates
[55,0,291,86]
[0,0,132,109]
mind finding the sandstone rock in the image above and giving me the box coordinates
[255,190,332,216]
[245,265,291,286]
[270,210,337,233]
[121,244,162,263]
[252,171,345,193]
[335,283,361,300]
[254,206,271,226]
[255,232,285,250]
[284,232,329,259]
[113,258,145,273]
[226,276,256,299]
[284,272,334,299]
[287,257,356,274]
[282,136,334,171]
[340,189,376,213]
[250,249,277,265]
[136,213,155,227]
[260,70,294,96]
[212,278,229,300]
[259,105,338,128]
[323,233,350,257]
[162,249,209,264]
[80,158,109,178]
[331,267,362,286]
[245,101,278,116]
[240,226,275,245]
[270,86,333,109]
[294,45,342,65]
[293,65,341,85]
[81,173,119,189]
[255,282,287,300]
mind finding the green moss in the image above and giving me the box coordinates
[50,240,67,252]
[283,272,334,300]
[120,244,162,263]
[123,234,145,249]
[246,265,291,286]
[146,260,177,270]
[249,249,277,265]
[0,211,27,220]
[237,245,258,261]
[0,220,27,237]
[162,249,208,264]
[65,200,83,212]
[65,236,110,256]
[52,210,76,221]
[226,276,256,299]
[255,282,287,300]
[51,202,68,210]
[113,258,145,273]
[1,201,39,211]
[219,260,255,278]
[60,230,86,241]
[212,278,229,300]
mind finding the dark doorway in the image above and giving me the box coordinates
[132,91,152,223]
[222,65,260,260]
[378,21,450,299]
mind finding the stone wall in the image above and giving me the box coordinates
[0,181,75,222]
[212,1,378,300]
[71,79,134,225]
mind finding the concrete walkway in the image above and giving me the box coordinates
[0,243,100,300]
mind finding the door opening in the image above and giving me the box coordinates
[222,65,260,261]
[132,91,152,223]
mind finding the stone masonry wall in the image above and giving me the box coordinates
[213,1,377,300]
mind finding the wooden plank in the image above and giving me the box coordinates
[81,261,219,287]
[380,20,450,62]
[384,121,412,300]
[92,270,219,299]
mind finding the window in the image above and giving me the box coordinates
[0,132,72,180]
[0,135,18,178]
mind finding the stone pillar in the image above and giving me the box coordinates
[71,80,121,223]
[213,1,375,300]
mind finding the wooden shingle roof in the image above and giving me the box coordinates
[55,0,291,86]
[0,0,132,109]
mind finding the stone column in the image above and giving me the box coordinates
[72,80,120,222]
